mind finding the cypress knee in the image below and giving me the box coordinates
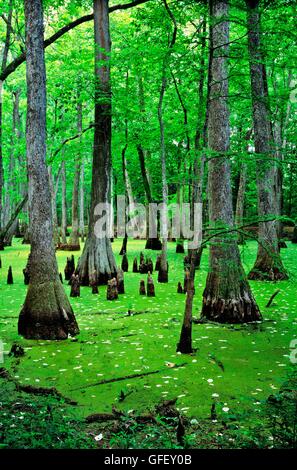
[177,282,183,294]
[70,274,80,297]
[139,279,146,295]
[147,272,155,297]
[117,268,125,294]
[132,257,138,273]
[155,254,161,271]
[107,278,118,300]
[147,257,153,273]
[7,266,13,284]
[121,253,128,272]
[139,260,148,274]
[64,256,75,281]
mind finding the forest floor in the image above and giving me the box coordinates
[0,238,296,449]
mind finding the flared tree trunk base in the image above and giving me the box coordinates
[201,273,261,324]
[176,325,193,354]
[77,235,117,286]
[145,238,162,250]
[18,279,79,340]
[248,255,288,281]
[158,267,168,283]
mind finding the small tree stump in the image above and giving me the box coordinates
[117,268,125,294]
[59,273,63,284]
[70,274,80,297]
[177,282,183,294]
[64,255,75,281]
[147,272,155,297]
[139,279,146,295]
[121,253,129,272]
[132,257,138,273]
[107,278,118,300]
[7,266,13,284]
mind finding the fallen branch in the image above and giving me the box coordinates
[266,289,281,308]
[70,363,187,391]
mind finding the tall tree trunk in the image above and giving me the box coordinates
[3,89,23,244]
[69,102,82,249]
[157,0,177,283]
[201,0,260,323]
[137,77,161,250]
[77,0,117,286]
[235,129,252,245]
[0,0,13,232]
[235,162,247,245]
[79,159,85,242]
[18,0,79,339]
[245,0,288,281]
[60,159,67,243]
[48,166,60,245]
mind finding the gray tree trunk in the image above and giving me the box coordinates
[48,166,60,245]
[18,0,79,339]
[0,0,13,232]
[79,159,85,242]
[201,0,260,323]
[69,102,82,248]
[246,0,288,281]
[77,0,117,286]
[61,159,67,243]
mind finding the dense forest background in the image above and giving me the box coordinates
[0,0,297,451]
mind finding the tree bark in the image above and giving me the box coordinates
[245,0,288,281]
[0,0,13,231]
[60,159,67,243]
[201,0,261,324]
[157,0,177,283]
[77,0,117,286]
[18,0,79,340]
[69,102,82,249]
[48,166,60,245]
[79,159,85,242]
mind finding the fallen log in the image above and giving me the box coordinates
[70,362,187,391]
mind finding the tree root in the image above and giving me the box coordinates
[0,367,77,405]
